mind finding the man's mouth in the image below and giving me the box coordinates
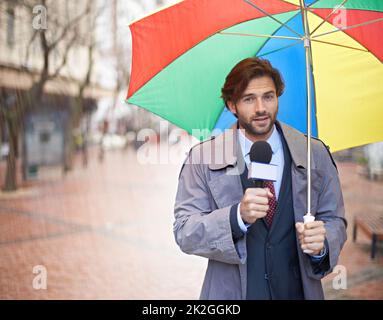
[253,116,269,122]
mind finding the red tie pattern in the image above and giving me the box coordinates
[264,181,277,227]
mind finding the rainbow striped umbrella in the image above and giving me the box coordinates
[127,0,383,153]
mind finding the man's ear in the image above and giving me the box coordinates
[227,101,237,116]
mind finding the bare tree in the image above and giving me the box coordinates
[0,92,22,191]
[74,1,107,168]
[1,0,94,191]
[25,0,92,103]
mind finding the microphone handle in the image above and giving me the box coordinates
[252,179,264,188]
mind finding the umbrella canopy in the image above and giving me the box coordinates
[127,0,383,152]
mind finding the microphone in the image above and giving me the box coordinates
[248,141,277,188]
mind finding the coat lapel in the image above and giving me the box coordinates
[207,125,245,209]
[278,122,324,219]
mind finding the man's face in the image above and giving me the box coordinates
[227,76,278,141]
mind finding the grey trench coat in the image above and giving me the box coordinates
[174,122,347,300]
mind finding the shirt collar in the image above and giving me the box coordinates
[238,125,282,160]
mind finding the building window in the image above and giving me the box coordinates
[6,6,15,48]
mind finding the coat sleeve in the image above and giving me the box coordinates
[173,157,246,265]
[306,143,348,280]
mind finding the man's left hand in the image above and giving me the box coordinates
[295,221,326,256]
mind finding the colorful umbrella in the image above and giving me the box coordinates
[127,0,383,153]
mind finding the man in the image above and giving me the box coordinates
[174,57,347,300]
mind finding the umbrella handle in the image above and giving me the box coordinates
[303,213,315,224]
[303,214,315,254]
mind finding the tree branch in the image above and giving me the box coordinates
[48,32,77,80]
[24,30,38,70]
[48,2,91,51]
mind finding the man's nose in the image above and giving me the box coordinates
[254,97,266,113]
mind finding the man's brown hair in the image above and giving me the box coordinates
[221,57,285,105]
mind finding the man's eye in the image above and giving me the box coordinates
[264,95,274,101]
[244,97,254,103]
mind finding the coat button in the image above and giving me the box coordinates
[265,273,273,280]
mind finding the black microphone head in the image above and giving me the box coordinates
[249,141,272,164]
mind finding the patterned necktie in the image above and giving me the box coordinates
[264,181,277,227]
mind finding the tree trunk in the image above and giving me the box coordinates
[3,118,18,192]
[63,113,73,174]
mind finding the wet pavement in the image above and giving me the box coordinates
[0,143,382,300]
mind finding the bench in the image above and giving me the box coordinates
[353,213,383,259]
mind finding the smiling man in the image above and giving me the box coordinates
[174,57,347,300]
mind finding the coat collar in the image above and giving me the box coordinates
[278,122,308,169]
[207,121,308,170]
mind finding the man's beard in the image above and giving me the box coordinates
[238,110,277,138]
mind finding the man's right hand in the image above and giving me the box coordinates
[240,188,273,224]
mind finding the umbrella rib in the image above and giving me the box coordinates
[312,17,383,39]
[310,38,369,52]
[310,0,349,36]
[218,31,301,41]
[257,40,302,58]
[243,0,303,38]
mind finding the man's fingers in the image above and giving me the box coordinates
[303,235,325,244]
[247,209,268,220]
[251,211,268,219]
[301,242,323,252]
[248,203,269,212]
[244,197,269,207]
[264,188,274,198]
[297,220,326,255]
[244,191,271,205]
[295,222,305,234]
[305,221,324,229]
[303,226,326,237]
[254,196,269,205]
[240,188,273,223]
[245,188,270,197]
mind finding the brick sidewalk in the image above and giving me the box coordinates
[322,162,383,299]
[0,144,382,299]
